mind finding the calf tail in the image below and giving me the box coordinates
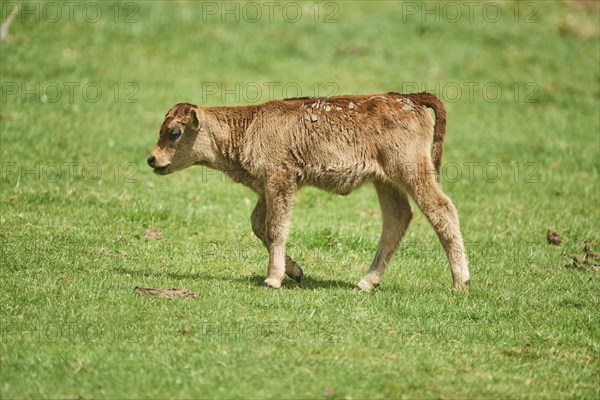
[406,92,447,177]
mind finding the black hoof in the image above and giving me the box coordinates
[286,262,304,286]
[295,265,304,286]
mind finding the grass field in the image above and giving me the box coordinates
[1,1,599,398]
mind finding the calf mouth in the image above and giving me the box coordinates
[153,165,171,175]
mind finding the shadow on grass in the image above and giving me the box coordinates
[113,267,355,290]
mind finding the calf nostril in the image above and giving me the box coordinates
[147,155,156,167]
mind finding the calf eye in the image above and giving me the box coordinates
[169,128,182,140]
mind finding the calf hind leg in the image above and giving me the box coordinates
[356,182,413,291]
[251,195,303,285]
[407,176,470,290]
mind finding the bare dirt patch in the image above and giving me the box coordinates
[547,229,563,245]
[134,286,197,299]
[142,229,163,240]
[559,242,600,271]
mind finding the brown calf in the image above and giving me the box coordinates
[147,92,470,291]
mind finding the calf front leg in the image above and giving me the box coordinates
[251,195,303,284]
[262,176,295,288]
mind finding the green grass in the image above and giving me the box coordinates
[1,1,599,398]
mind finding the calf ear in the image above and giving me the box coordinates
[189,106,204,131]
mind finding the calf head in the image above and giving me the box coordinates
[147,103,212,175]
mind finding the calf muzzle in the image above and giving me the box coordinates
[147,155,156,168]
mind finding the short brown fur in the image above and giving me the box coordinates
[148,92,470,291]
